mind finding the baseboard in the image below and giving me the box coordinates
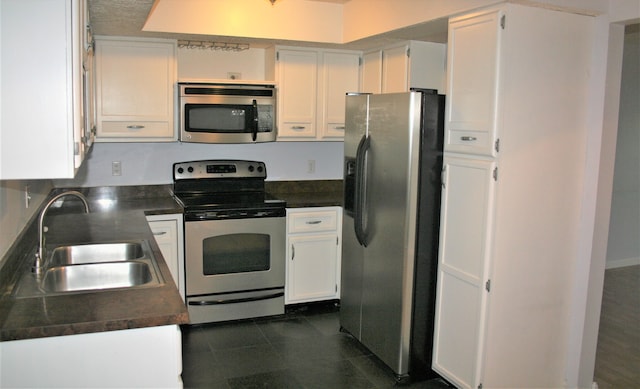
[605,256,640,269]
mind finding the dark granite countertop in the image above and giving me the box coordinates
[0,186,188,341]
[0,181,342,342]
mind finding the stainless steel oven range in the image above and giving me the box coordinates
[173,160,286,324]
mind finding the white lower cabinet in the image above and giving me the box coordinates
[285,207,342,304]
[147,214,185,300]
[0,325,183,388]
[432,155,496,387]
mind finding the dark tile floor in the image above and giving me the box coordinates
[181,303,453,389]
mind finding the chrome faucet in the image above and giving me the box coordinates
[34,191,90,275]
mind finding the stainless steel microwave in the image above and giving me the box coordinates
[179,83,277,143]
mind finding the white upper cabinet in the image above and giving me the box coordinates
[273,49,319,139]
[444,10,502,157]
[320,52,361,139]
[0,0,91,179]
[267,47,360,141]
[94,37,177,142]
[361,41,446,94]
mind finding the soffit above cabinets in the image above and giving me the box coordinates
[88,0,447,50]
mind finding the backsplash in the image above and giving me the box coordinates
[53,142,344,188]
[0,180,51,261]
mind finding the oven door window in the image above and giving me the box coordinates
[202,233,270,275]
[185,104,254,133]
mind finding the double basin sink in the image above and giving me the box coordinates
[14,240,164,297]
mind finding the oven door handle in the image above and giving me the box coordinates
[251,99,259,142]
[188,291,284,306]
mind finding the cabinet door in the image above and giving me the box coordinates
[321,52,360,139]
[147,215,185,300]
[287,234,339,303]
[0,0,86,179]
[361,50,382,94]
[95,38,176,141]
[432,156,496,389]
[381,45,409,93]
[277,50,318,139]
[445,9,502,157]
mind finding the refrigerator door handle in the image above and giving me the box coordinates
[354,134,371,247]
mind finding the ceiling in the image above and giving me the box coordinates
[87,0,448,50]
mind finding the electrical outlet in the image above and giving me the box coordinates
[307,160,316,174]
[112,161,122,176]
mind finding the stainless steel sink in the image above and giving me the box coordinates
[48,242,144,266]
[13,239,164,298]
[41,261,154,293]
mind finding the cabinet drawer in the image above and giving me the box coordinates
[288,210,338,233]
[445,129,495,156]
[279,122,316,138]
[323,123,346,138]
[149,220,177,244]
[98,121,173,139]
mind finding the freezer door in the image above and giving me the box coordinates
[340,94,369,339]
[359,92,423,376]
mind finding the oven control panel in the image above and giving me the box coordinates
[174,160,266,180]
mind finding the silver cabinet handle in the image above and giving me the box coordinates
[291,126,306,130]
[291,244,295,260]
[306,220,322,225]
[126,125,145,130]
[334,126,345,130]
[461,136,477,141]
[153,231,167,236]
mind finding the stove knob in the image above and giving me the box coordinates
[177,167,184,174]
[248,165,255,172]
[257,165,264,173]
[188,166,194,173]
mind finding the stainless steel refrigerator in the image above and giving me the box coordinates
[341,90,444,382]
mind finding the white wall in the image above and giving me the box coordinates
[0,180,51,259]
[53,141,344,187]
[177,47,266,82]
[606,26,640,269]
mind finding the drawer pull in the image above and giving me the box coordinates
[306,220,322,225]
[126,125,145,130]
[334,126,345,130]
[460,136,477,141]
[291,126,306,130]
[153,231,167,236]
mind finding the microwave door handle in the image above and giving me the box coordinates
[251,99,258,141]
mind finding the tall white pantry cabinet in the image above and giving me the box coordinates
[432,4,593,389]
